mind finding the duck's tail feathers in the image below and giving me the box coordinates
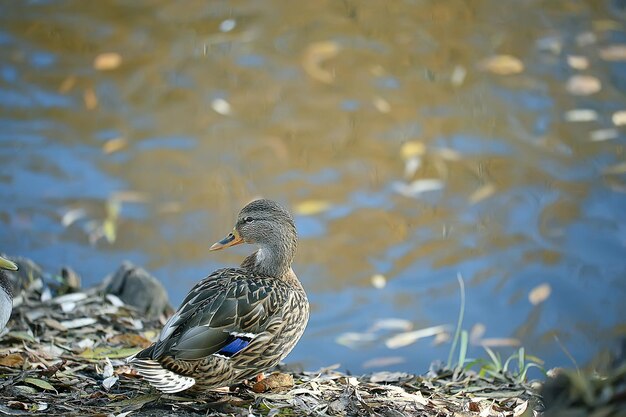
[129,357,196,393]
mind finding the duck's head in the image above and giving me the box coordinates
[210,199,297,277]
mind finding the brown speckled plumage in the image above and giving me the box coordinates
[129,199,309,393]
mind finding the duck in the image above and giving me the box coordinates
[0,255,19,332]
[129,199,309,393]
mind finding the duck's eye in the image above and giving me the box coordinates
[242,216,254,224]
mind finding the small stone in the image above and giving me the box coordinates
[102,262,171,319]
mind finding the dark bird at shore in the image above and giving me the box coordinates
[129,199,309,393]
[0,256,19,332]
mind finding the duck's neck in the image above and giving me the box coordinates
[241,242,295,278]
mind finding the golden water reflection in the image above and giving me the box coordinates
[1,0,625,373]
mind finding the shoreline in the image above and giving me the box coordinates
[0,256,619,416]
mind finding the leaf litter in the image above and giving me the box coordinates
[0,263,543,416]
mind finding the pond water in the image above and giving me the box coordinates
[1,0,626,375]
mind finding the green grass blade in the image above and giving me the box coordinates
[447,273,466,369]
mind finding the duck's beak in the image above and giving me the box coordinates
[0,256,18,271]
[209,228,244,251]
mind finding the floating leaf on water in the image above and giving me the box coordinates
[450,65,466,86]
[58,76,76,93]
[566,55,589,70]
[599,44,626,61]
[529,283,551,305]
[335,332,377,349]
[536,36,562,54]
[362,356,405,369]
[94,52,122,70]
[469,183,496,205]
[219,18,236,32]
[102,219,117,244]
[400,141,426,159]
[590,128,619,142]
[479,55,524,75]
[24,377,56,391]
[370,274,386,289]
[393,179,445,198]
[564,109,598,122]
[385,325,449,349]
[60,317,97,329]
[576,31,596,47]
[293,200,332,216]
[84,87,98,110]
[470,323,486,345]
[373,97,391,113]
[211,98,231,115]
[613,110,626,126]
[102,137,127,154]
[404,156,421,179]
[566,75,601,95]
[603,162,626,175]
[302,41,340,83]
[435,147,463,161]
[0,353,25,367]
[369,318,413,332]
[369,371,412,383]
[433,331,450,346]
[480,338,521,347]
[61,208,86,228]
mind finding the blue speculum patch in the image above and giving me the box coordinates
[217,336,252,357]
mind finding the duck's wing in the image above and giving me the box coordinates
[148,268,285,361]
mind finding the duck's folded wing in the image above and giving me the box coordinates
[150,270,283,361]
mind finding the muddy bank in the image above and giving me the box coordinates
[0,256,619,416]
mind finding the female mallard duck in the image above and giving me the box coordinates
[129,199,309,393]
[0,256,19,332]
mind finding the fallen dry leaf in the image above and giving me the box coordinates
[252,373,293,393]
[479,55,524,75]
[529,283,551,305]
[108,333,152,348]
[566,75,601,95]
[0,353,25,367]
[94,52,122,70]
